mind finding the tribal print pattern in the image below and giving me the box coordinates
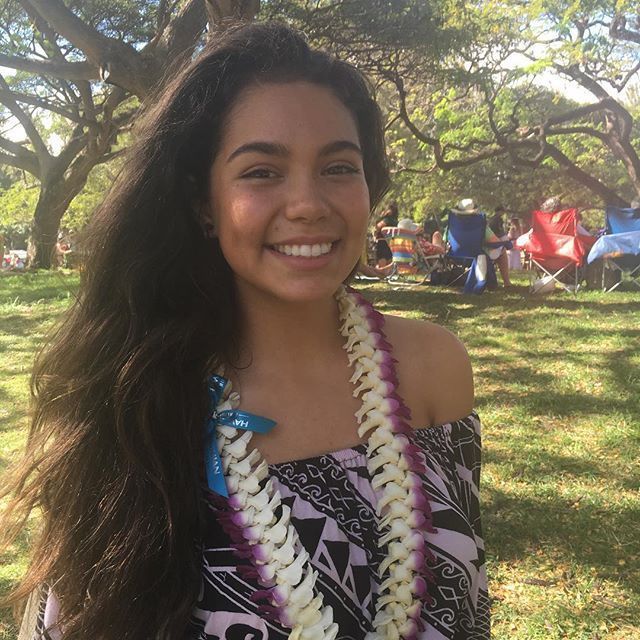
[187,414,489,640]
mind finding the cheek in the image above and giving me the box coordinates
[215,192,263,242]
[349,188,372,232]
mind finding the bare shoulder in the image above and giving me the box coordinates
[382,313,474,428]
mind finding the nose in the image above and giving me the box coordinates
[283,173,330,223]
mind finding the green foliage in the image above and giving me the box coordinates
[384,81,629,219]
[0,179,38,228]
[62,157,124,232]
[1,0,638,234]
[66,0,161,43]
[261,0,468,73]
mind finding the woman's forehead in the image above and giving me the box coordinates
[220,81,360,151]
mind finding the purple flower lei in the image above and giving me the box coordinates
[206,286,436,639]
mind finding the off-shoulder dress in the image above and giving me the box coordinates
[27,416,489,640]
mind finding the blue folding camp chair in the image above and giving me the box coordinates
[589,206,640,292]
[443,212,497,292]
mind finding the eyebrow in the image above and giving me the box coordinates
[226,139,362,163]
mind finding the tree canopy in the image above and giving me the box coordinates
[386,0,640,210]
[0,0,639,267]
[0,0,210,266]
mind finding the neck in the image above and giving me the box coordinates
[232,285,345,380]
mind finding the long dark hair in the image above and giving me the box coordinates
[0,22,389,640]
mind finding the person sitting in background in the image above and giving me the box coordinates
[488,208,506,238]
[540,196,591,236]
[357,261,394,279]
[540,195,562,213]
[378,201,399,228]
[576,212,593,237]
[431,229,446,251]
[508,217,523,239]
[451,199,513,287]
[373,226,392,267]
[395,218,445,257]
[421,217,446,255]
[488,207,513,285]
[507,217,523,270]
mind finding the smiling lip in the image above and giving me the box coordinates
[268,236,338,246]
[266,238,339,266]
[268,237,339,257]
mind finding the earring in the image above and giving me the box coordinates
[203,222,216,238]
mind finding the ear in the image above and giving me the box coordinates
[197,201,217,238]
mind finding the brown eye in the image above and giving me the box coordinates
[241,168,279,179]
[325,164,360,176]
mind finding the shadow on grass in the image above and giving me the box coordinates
[360,283,640,319]
[360,284,640,415]
[480,388,638,418]
[485,446,639,492]
[483,484,640,590]
[0,312,60,340]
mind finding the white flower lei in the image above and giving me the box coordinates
[210,286,435,640]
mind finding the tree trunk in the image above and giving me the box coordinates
[29,170,90,269]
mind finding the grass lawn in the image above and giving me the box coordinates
[1,269,639,639]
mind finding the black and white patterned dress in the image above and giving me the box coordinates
[187,413,489,640]
[29,415,489,640]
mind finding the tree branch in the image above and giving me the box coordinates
[545,143,628,207]
[204,0,260,28]
[0,88,85,123]
[610,13,640,45]
[20,0,66,61]
[0,53,96,82]
[25,0,153,96]
[392,71,510,170]
[0,150,40,175]
[556,63,611,101]
[24,0,131,66]
[0,74,49,161]
[543,98,617,127]
[0,135,36,159]
[155,0,206,61]
[545,126,609,143]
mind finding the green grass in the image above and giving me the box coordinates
[0,270,80,640]
[1,270,639,638]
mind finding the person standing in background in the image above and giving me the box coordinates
[507,217,523,270]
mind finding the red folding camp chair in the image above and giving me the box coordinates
[517,209,595,293]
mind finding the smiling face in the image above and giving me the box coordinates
[205,81,370,305]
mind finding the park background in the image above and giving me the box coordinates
[1,1,639,638]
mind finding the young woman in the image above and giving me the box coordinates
[2,23,488,640]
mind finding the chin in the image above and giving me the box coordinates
[239,275,348,306]
[274,282,343,303]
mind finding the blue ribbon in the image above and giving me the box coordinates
[204,374,277,497]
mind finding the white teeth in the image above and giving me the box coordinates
[273,243,334,258]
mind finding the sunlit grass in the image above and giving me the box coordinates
[364,274,640,638]
[0,270,79,640]
[1,270,638,638]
